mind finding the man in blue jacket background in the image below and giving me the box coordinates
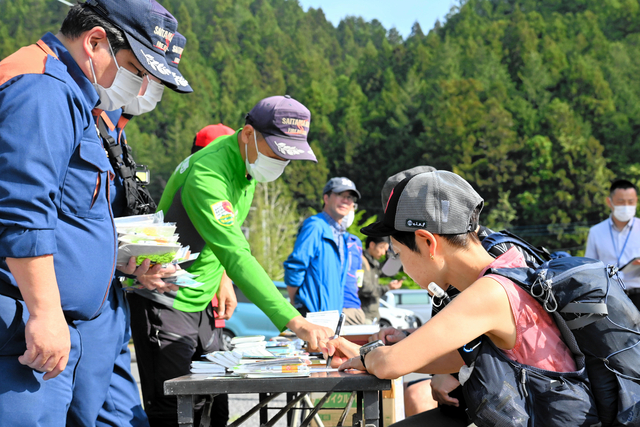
[285,177,361,316]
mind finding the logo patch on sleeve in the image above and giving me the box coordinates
[212,200,235,226]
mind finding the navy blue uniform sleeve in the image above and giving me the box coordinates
[0,74,79,257]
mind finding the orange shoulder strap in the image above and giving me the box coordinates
[0,40,57,87]
[36,39,59,60]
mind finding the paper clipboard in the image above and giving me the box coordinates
[620,257,640,274]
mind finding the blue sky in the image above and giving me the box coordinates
[297,0,459,38]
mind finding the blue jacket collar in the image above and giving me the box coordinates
[41,32,100,109]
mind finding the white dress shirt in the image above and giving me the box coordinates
[585,217,640,289]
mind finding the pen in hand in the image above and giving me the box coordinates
[326,313,345,368]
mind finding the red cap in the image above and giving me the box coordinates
[194,124,235,148]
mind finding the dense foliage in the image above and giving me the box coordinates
[3,0,640,255]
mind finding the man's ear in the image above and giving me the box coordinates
[239,125,254,147]
[83,27,108,59]
[415,229,437,256]
[606,196,613,210]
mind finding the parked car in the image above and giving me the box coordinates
[377,298,419,329]
[381,289,432,326]
[222,281,418,349]
[221,282,285,349]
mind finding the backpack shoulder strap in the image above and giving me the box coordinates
[482,230,552,266]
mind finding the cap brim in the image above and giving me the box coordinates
[328,185,361,199]
[264,134,317,161]
[166,68,193,93]
[381,256,402,276]
[361,220,396,237]
[126,34,176,88]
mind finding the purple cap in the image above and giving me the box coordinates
[246,95,316,161]
[165,32,192,93]
[84,0,177,87]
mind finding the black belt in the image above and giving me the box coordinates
[0,281,23,300]
[625,288,640,296]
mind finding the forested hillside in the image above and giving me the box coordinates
[3,0,640,255]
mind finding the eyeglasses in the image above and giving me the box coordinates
[333,192,358,203]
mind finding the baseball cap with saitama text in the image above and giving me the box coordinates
[164,31,192,93]
[84,0,177,88]
[245,95,316,162]
[362,171,484,237]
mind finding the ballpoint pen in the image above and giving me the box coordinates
[325,313,345,368]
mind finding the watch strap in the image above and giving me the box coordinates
[360,353,367,370]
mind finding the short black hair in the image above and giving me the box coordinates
[191,136,202,154]
[391,204,483,253]
[365,236,389,249]
[610,179,637,196]
[60,4,129,54]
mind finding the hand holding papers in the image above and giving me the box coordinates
[114,212,192,267]
[115,213,204,288]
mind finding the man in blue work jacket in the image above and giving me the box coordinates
[68,26,194,427]
[285,177,361,316]
[0,1,180,425]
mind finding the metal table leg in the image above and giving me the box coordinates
[299,392,332,427]
[228,393,282,427]
[177,395,195,427]
[363,390,380,427]
[260,393,269,426]
[262,392,307,427]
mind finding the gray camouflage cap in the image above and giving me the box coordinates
[380,165,436,209]
[362,171,484,237]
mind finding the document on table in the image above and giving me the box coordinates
[310,367,340,373]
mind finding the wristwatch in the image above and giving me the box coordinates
[359,340,384,370]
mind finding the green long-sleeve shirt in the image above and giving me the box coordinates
[134,131,299,331]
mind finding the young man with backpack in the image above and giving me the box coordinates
[322,170,602,427]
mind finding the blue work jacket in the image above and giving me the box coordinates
[284,214,348,313]
[0,33,117,321]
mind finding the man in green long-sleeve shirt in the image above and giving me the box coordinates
[128,95,333,426]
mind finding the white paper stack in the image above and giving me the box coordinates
[114,212,190,266]
[230,357,311,378]
[205,351,244,369]
[190,361,226,374]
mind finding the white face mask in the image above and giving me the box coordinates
[122,77,165,116]
[90,42,143,111]
[612,204,636,223]
[341,208,355,229]
[245,131,289,182]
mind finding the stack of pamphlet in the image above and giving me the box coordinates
[265,340,299,356]
[229,336,274,357]
[190,360,226,374]
[115,213,202,289]
[199,336,312,377]
[230,356,311,378]
[205,350,243,369]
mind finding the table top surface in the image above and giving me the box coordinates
[165,370,392,396]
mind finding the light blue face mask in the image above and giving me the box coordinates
[245,131,290,182]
